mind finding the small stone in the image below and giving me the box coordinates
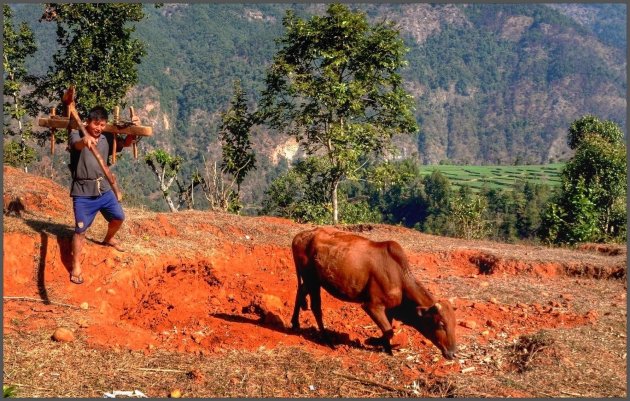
[460,320,477,330]
[486,319,497,328]
[191,332,204,344]
[227,294,235,302]
[169,389,182,398]
[489,297,499,304]
[480,281,489,287]
[52,327,74,342]
[106,288,116,295]
[560,293,573,301]
[481,330,490,336]
[80,302,89,310]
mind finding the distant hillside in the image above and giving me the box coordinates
[10,3,627,211]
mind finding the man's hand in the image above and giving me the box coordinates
[131,115,140,125]
[82,134,97,150]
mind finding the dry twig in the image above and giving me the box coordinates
[332,371,413,395]
[3,296,81,309]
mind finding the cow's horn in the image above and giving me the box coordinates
[434,302,442,311]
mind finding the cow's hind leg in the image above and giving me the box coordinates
[291,281,308,330]
[309,286,335,348]
[362,304,394,355]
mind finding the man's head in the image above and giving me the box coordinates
[85,106,108,137]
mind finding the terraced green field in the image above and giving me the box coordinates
[418,163,564,192]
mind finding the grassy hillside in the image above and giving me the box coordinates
[418,163,564,192]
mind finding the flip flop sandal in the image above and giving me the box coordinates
[70,273,84,285]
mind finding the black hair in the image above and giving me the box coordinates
[87,106,108,121]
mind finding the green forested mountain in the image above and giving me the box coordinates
[9,3,627,212]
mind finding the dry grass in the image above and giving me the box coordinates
[3,327,461,398]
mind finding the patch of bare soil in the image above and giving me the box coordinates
[3,166,627,397]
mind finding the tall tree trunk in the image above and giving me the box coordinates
[164,194,178,213]
[332,179,339,225]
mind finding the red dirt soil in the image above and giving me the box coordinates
[3,166,625,378]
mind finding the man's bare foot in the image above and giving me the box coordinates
[70,273,84,284]
[70,264,84,284]
[102,239,125,252]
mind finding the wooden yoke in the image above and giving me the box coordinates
[38,96,153,157]
[62,86,124,202]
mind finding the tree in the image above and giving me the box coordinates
[540,115,627,244]
[3,5,38,171]
[219,79,256,210]
[261,157,331,223]
[365,159,426,226]
[448,186,491,240]
[145,149,184,212]
[35,3,148,116]
[259,3,418,224]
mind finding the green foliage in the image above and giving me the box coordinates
[144,149,184,212]
[3,5,40,168]
[261,157,331,223]
[540,115,627,244]
[34,3,147,115]
[3,384,17,398]
[364,159,426,226]
[260,3,418,223]
[145,149,182,178]
[3,140,37,168]
[220,80,256,195]
[447,187,491,240]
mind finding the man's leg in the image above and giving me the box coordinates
[71,196,99,284]
[101,191,126,252]
[102,219,124,251]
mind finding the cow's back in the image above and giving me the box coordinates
[292,227,405,303]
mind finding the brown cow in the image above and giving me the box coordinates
[291,227,457,359]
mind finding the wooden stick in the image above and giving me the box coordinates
[112,107,119,164]
[50,108,56,154]
[130,107,138,159]
[134,367,187,373]
[3,296,82,309]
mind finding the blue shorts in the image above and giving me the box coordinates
[73,190,125,233]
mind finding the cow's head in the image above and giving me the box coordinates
[415,299,457,359]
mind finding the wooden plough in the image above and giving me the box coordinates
[37,86,153,163]
[37,86,154,201]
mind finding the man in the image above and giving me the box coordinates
[68,106,138,284]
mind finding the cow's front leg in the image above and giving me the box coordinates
[362,303,394,355]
